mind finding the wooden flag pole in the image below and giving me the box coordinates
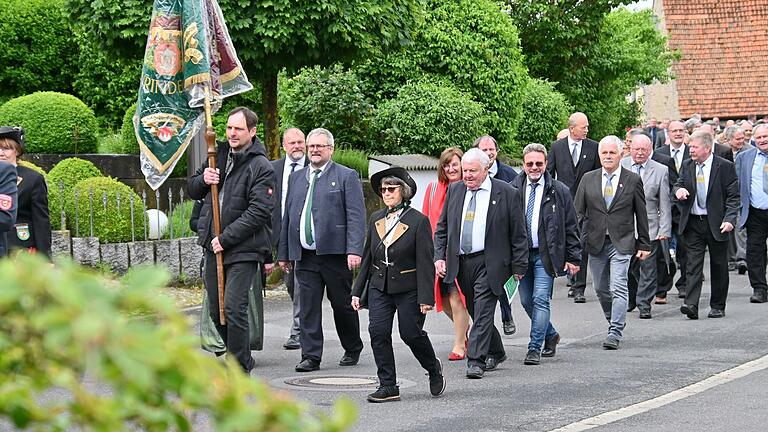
[203,86,226,325]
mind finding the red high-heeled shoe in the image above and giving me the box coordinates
[448,351,465,361]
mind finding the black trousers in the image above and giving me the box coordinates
[295,249,363,363]
[571,249,589,296]
[204,252,256,372]
[746,207,768,293]
[458,253,505,368]
[368,287,439,386]
[657,221,687,296]
[683,216,729,310]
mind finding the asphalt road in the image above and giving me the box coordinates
[254,256,768,432]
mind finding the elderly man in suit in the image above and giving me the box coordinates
[622,134,671,319]
[725,125,751,274]
[547,112,601,303]
[735,123,768,303]
[271,128,308,350]
[697,123,733,162]
[575,135,651,349]
[474,135,517,335]
[278,128,365,372]
[434,148,528,379]
[673,130,740,319]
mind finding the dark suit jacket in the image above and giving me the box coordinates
[8,165,51,256]
[715,143,733,162]
[270,156,308,248]
[654,129,668,149]
[546,137,601,197]
[672,155,740,241]
[352,207,435,305]
[651,151,678,189]
[0,162,18,257]
[644,127,659,148]
[434,178,528,296]
[574,168,651,255]
[493,160,517,182]
[278,161,366,261]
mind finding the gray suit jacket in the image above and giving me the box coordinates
[574,168,651,256]
[621,157,671,240]
[735,146,764,228]
[277,161,366,261]
[270,156,308,248]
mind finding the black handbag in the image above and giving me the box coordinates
[359,207,411,309]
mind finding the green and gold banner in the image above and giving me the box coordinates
[134,0,252,190]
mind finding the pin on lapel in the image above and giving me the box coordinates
[331,181,336,186]
[492,200,496,205]
[619,184,623,188]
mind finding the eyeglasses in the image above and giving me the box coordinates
[380,186,401,194]
[307,144,331,150]
[524,161,545,167]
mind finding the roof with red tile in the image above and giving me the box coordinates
[663,0,768,118]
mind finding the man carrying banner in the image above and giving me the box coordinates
[188,107,275,373]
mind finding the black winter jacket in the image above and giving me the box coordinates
[512,171,582,277]
[188,138,276,265]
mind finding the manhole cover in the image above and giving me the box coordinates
[272,375,416,392]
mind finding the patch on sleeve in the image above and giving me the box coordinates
[0,194,12,211]
[267,187,273,196]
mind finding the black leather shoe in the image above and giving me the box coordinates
[483,354,507,371]
[466,365,484,379]
[542,333,560,358]
[738,263,748,275]
[367,385,400,403]
[677,290,686,299]
[523,350,541,365]
[503,319,516,335]
[750,290,768,303]
[680,304,698,320]
[639,309,652,319]
[428,359,446,397]
[283,335,300,350]
[602,336,620,350]
[339,352,360,366]
[627,302,637,313]
[295,358,320,372]
[573,293,586,303]
[707,309,725,318]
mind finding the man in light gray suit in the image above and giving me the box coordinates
[278,128,366,372]
[622,134,671,319]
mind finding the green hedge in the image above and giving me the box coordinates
[47,158,102,230]
[120,102,139,155]
[516,78,573,148]
[369,80,488,156]
[65,177,145,243]
[0,92,98,154]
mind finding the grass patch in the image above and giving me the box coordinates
[97,133,124,154]
[333,147,369,178]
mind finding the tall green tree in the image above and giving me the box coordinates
[64,0,425,159]
[507,1,677,138]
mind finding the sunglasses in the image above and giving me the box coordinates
[380,186,401,194]
[524,161,545,167]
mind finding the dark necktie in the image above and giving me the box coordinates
[290,162,298,173]
[304,169,321,245]
[526,182,538,248]
[461,191,478,254]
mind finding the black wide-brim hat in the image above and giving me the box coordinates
[0,126,25,155]
[370,166,418,198]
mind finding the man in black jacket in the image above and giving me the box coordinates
[512,144,581,365]
[188,107,276,373]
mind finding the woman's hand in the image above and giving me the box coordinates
[351,296,361,311]
[419,304,433,314]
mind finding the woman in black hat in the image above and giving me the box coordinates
[0,126,51,257]
[351,166,445,403]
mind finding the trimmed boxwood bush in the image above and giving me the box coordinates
[65,177,145,243]
[369,80,488,156]
[516,78,573,148]
[0,92,98,154]
[47,158,102,230]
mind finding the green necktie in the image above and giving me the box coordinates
[304,169,321,245]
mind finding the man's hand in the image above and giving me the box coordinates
[203,167,220,185]
[435,260,446,278]
[278,260,292,273]
[264,263,274,276]
[636,250,651,260]
[656,235,669,241]
[351,296,361,311]
[348,254,362,270]
[564,262,580,275]
[720,222,734,233]
[675,188,690,200]
[419,304,433,314]
[514,274,524,281]
[211,237,223,254]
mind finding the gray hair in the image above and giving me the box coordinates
[598,135,623,153]
[462,147,490,167]
[689,130,713,148]
[724,125,743,142]
[627,128,647,139]
[755,123,768,136]
[684,117,702,133]
[473,135,498,150]
[306,127,335,148]
[380,176,413,200]
[522,143,548,158]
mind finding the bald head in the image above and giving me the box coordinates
[568,112,589,141]
[697,123,715,138]
[557,128,569,140]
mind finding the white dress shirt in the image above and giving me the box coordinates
[691,153,713,216]
[568,137,583,163]
[460,176,492,254]
[281,156,305,217]
[488,160,498,178]
[299,161,329,250]
[525,176,545,248]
